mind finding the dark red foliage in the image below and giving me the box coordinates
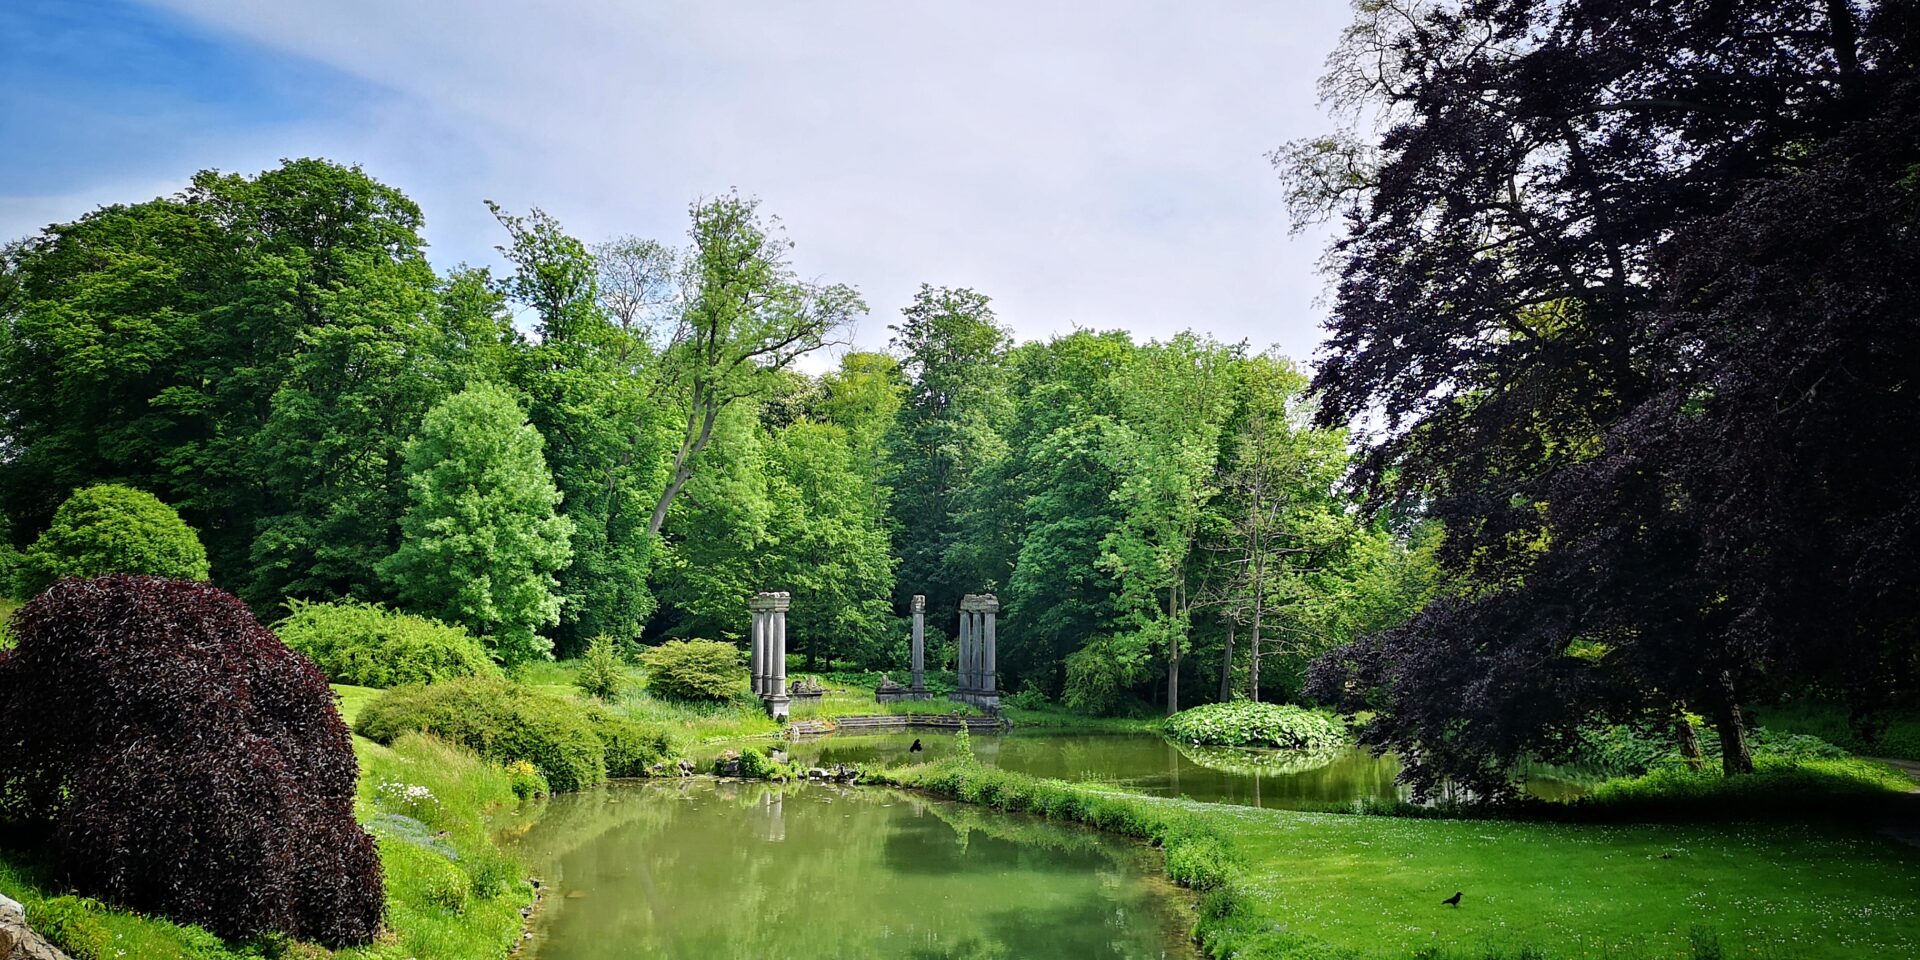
[0,575,383,946]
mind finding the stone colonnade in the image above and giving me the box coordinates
[749,591,791,719]
[951,593,1000,710]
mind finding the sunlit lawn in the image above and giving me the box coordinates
[1146,793,1920,959]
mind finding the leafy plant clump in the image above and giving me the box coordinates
[639,638,744,702]
[275,598,502,688]
[354,677,676,791]
[16,485,210,596]
[0,575,383,946]
[1163,701,1349,752]
[575,633,630,701]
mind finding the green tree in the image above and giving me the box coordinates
[380,384,573,665]
[763,420,899,669]
[18,484,209,595]
[493,205,668,653]
[646,193,863,538]
[886,285,1010,611]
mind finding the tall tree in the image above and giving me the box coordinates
[646,193,863,538]
[493,205,667,653]
[1296,0,1915,794]
[886,285,1010,611]
[380,384,573,666]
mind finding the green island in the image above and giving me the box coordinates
[6,3,1920,958]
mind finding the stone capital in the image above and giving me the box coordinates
[911,594,926,613]
[748,591,792,612]
[960,593,1000,613]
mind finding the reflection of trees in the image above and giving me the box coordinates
[1172,742,1341,777]
[504,780,1186,960]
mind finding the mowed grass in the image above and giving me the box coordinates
[1148,792,1920,959]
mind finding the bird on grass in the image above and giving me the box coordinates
[909,738,924,753]
[1441,892,1463,907]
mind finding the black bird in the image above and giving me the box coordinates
[909,738,924,753]
[1441,892,1463,908]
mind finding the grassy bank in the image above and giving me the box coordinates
[874,756,1920,960]
[0,687,535,960]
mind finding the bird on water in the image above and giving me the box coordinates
[909,738,924,753]
[1442,892,1463,907]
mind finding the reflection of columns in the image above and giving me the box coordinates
[749,591,791,718]
[910,595,926,693]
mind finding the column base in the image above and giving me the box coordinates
[763,694,791,721]
[948,691,1000,713]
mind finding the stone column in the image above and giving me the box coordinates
[749,608,764,696]
[772,597,788,698]
[910,595,926,694]
[982,595,998,695]
[750,592,792,718]
[958,605,974,692]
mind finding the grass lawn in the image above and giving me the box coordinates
[1190,797,1920,959]
[880,757,1920,960]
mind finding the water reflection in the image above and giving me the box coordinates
[496,779,1194,960]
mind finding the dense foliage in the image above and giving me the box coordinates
[1292,0,1920,797]
[639,639,745,703]
[0,157,1426,714]
[0,575,382,945]
[381,384,573,665]
[354,677,673,790]
[15,485,209,597]
[273,598,500,688]
[1163,701,1347,752]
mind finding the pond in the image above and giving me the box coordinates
[496,778,1197,960]
[782,731,1585,809]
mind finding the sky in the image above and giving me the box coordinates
[1,0,1350,368]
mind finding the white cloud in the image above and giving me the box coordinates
[126,1,1350,363]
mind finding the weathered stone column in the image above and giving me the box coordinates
[750,592,792,718]
[910,594,926,694]
[982,594,998,695]
[748,608,762,696]
[771,595,788,698]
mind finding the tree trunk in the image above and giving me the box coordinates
[1673,709,1704,771]
[1166,585,1180,716]
[1714,672,1754,776]
[1219,617,1235,702]
[1248,558,1265,703]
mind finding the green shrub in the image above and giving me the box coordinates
[356,678,607,791]
[1163,701,1349,751]
[419,861,472,913]
[17,484,209,596]
[586,705,675,777]
[575,634,630,701]
[26,896,113,960]
[275,598,501,688]
[640,639,744,702]
[713,745,795,780]
[1002,680,1050,711]
[504,759,549,800]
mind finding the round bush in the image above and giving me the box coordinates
[587,705,675,778]
[0,575,383,946]
[17,485,210,597]
[1163,701,1349,752]
[355,677,609,792]
[639,639,744,703]
[274,598,502,688]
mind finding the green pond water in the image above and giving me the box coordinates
[496,778,1196,960]
[782,731,1586,808]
